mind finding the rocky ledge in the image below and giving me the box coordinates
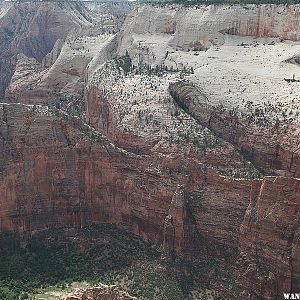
[65,285,139,300]
[0,103,299,299]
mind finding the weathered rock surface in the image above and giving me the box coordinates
[1,1,124,112]
[65,285,140,300]
[0,103,299,299]
[84,3,300,181]
[113,4,300,180]
[5,30,117,111]
[0,1,94,99]
[0,103,246,254]
[169,80,300,177]
[0,103,206,249]
[1,2,300,300]
[118,4,300,62]
[238,176,300,298]
[85,64,264,185]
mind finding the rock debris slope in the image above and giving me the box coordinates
[0,2,299,299]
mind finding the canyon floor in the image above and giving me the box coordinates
[0,225,227,300]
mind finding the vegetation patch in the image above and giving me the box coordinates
[116,51,194,77]
[0,225,228,300]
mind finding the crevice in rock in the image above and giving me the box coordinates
[168,80,299,177]
[168,81,259,175]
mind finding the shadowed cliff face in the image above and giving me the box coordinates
[1,2,300,299]
[0,104,299,299]
[0,1,92,98]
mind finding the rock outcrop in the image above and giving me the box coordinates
[1,2,300,299]
[0,0,131,103]
[169,81,300,178]
[0,103,239,252]
[0,103,206,248]
[163,185,197,255]
[0,1,93,98]
[239,176,300,298]
[0,103,299,299]
[65,285,140,300]
[118,4,300,63]
[0,102,249,244]
[5,31,117,109]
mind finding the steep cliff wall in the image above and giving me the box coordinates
[119,4,300,60]
[0,103,299,299]
[0,1,92,99]
[239,176,300,298]
[0,103,250,246]
[1,3,300,299]
[0,103,250,253]
[168,81,300,177]
[0,104,172,245]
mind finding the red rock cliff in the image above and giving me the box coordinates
[239,176,300,298]
[0,104,299,299]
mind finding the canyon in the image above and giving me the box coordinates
[0,1,299,300]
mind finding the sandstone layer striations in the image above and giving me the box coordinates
[0,103,299,299]
[0,2,299,300]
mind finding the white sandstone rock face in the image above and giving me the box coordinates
[87,59,261,177]
[0,1,96,98]
[119,4,300,59]
[86,3,299,174]
[3,3,300,168]
[42,29,117,93]
[4,2,122,107]
[5,29,117,106]
[115,4,300,126]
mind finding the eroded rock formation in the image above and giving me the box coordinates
[118,4,300,62]
[169,81,300,178]
[0,1,93,98]
[0,103,299,299]
[0,2,300,299]
[65,285,140,300]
